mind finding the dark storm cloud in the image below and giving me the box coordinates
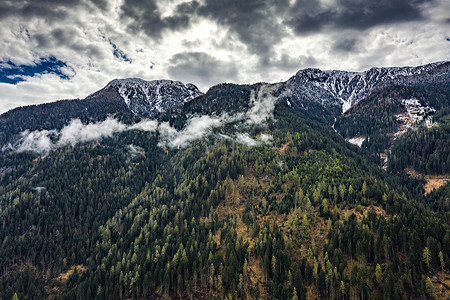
[51,28,77,45]
[175,1,201,14]
[167,52,238,88]
[0,0,436,62]
[118,0,290,61]
[116,0,433,69]
[253,54,317,78]
[34,33,51,48]
[333,38,360,52]
[0,0,112,21]
[0,0,83,21]
[89,0,109,10]
[120,0,193,38]
[198,0,289,58]
[0,3,14,19]
[35,28,78,48]
[287,0,432,34]
[33,27,106,60]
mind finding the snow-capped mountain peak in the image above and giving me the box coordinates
[285,61,448,114]
[105,78,203,117]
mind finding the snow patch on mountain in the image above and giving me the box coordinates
[347,137,366,147]
[342,99,352,113]
[394,98,435,138]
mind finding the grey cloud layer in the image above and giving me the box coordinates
[1,0,441,55]
[120,0,193,38]
[197,0,289,59]
[117,0,436,56]
[287,0,432,34]
[168,52,238,87]
[0,0,90,21]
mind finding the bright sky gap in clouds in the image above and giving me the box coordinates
[0,0,449,114]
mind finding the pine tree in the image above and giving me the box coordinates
[423,247,431,270]
[348,185,354,205]
[439,251,444,280]
[424,276,436,300]
[375,263,382,284]
[292,287,298,300]
[340,280,345,299]
[362,181,367,198]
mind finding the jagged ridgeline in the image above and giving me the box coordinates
[0,62,449,300]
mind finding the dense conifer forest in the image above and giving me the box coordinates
[1,96,448,299]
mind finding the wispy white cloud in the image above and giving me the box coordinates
[127,119,159,131]
[57,118,127,146]
[10,117,155,154]
[15,129,57,153]
[126,144,145,160]
[246,84,281,125]
[158,114,227,149]
[235,133,273,147]
[156,83,279,149]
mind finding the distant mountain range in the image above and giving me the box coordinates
[2,61,447,117]
[1,60,448,148]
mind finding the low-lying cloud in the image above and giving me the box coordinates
[58,118,128,146]
[235,133,273,147]
[7,117,156,154]
[6,84,279,154]
[246,84,280,125]
[126,144,145,161]
[158,114,228,149]
[15,129,57,153]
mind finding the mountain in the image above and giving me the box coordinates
[280,61,449,120]
[0,79,202,145]
[0,62,449,300]
[2,62,448,146]
[102,78,203,116]
[1,61,448,145]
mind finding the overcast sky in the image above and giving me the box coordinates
[0,0,449,114]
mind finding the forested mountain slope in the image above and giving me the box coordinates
[0,62,449,300]
[1,61,448,148]
[334,82,449,162]
[0,79,202,146]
